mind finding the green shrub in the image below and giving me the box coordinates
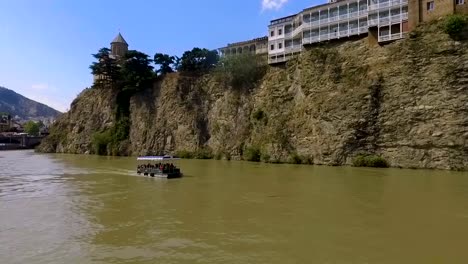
[224,151,232,161]
[252,109,265,121]
[214,53,267,90]
[301,155,314,165]
[176,150,194,159]
[444,15,468,39]
[91,130,112,155]
[288,153,303,164]
[244,146,261,162]
[194,148,214,159]
[214,152,223,160]
[261,153,271,163]
[352,155,389,168]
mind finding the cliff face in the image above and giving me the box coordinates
[38,21,468,170]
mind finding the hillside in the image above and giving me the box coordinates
[0,86,61,120]
[38,18,468,170]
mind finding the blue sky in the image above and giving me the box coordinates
[0,0,323,112]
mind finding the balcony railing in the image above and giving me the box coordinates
[269,56,288,64]
[303,26,369,44]
[292,24,304,37]
[378,12,409,25]
[284,45,302,52]
[349,11,359,18]
[378,32,408,42]
[368,0,408,11]
[350,28,359,34]
[369,18,378,26]
[359,26,368,33]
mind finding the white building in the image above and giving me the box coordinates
[268,0,409,64]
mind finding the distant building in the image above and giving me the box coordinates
[110,33,129,58]
[93,33,129,82]
[267,0,468,63]
[0,114,12,132]
[218,36,268,57]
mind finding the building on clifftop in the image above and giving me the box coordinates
[110,33,129,58]
[218,36,268,57]
[267,0,468,64]
[93,33,129,82]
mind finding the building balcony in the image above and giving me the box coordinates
[381,12,408,25]
[378,32,408,42]
[292,24,304,37]
[269,56,288,64]
[368,0,408,11]
[302,26,368,45]
[284,45,302,53]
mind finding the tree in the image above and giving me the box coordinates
[178,48,219,72]
[215,53,267,90]
[120,50,155,92]
[24,121,40,136]
[89,48,120,87]
[154,53,175,75]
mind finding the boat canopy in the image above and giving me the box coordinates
[137,156,180,161]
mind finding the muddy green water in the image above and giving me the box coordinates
[1,150,468,263]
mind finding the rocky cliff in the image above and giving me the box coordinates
[38,20,468,170]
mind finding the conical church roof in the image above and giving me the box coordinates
[111,33,128,45]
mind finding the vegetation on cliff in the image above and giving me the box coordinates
[444,14,468,40]
[39,16,468,170]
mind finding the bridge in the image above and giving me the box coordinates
[0,135,44,150]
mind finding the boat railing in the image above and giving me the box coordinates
[138,167,180,174]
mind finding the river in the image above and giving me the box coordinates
[1,150,468,263]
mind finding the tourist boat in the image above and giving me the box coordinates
[136,156,183,179]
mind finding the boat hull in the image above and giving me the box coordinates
[137,171,183,179]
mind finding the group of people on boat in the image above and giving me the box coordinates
[138,163,178,173]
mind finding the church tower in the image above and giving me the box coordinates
[110,33,128,57]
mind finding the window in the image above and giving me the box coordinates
[270,31,275,37]
[278,29,283,35]
[456,0,464,5]
[278,43,283,49]
[270,44,275,50]
[427,1,434,11]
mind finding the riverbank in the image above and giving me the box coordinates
[0,144,31,151]
[38,17,468,170]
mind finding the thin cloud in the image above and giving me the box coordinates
[31,84,49,91]
[262,0,289,11]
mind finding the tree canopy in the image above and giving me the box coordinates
[154,53,176,75]
[89,48,154,92]
[89,48,120,86]
[24,121,40,136]
[178,48,219,72]
[120,50,155,92]
[214,53,267,90]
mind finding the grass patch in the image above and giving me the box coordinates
[352,155,389,168]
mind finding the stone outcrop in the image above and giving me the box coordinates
[38,20,468,170]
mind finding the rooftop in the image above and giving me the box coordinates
[111,33,128,45]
